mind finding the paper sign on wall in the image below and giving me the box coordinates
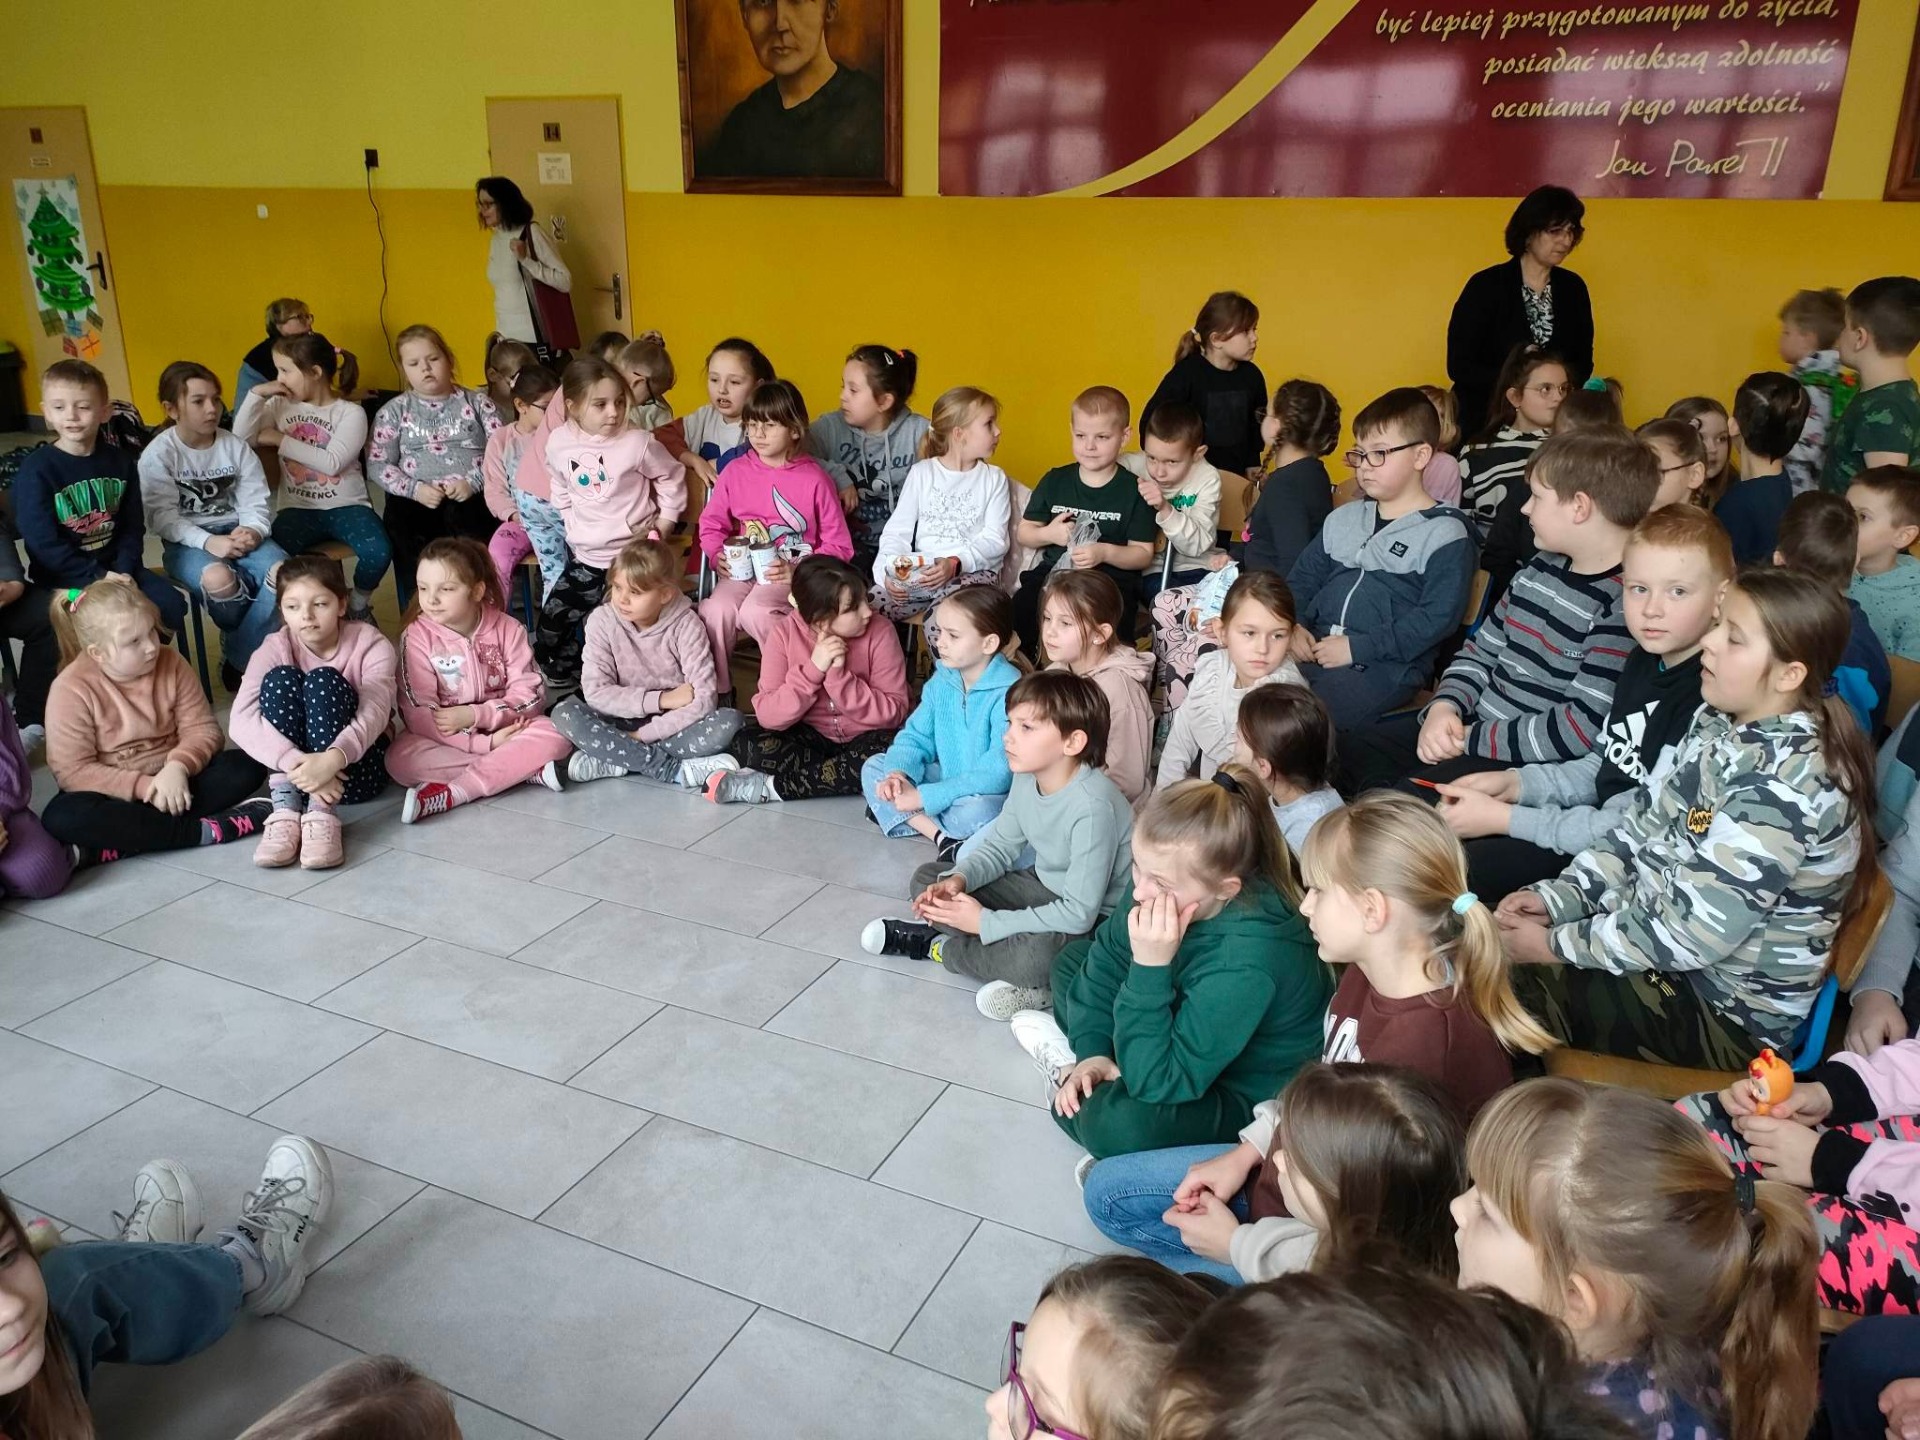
[538,152,573,186]
[13,176,103,359]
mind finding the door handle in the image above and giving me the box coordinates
[85,251,110,293]
[591,272,623,321]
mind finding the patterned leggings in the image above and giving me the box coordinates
[534,559,607,690]
[550,699,742,784]
[271,504,394,595]
[1150,583,1214,716]
[254,665,392,808]
[728,723,896,800]
[868,569,1000,624]
[1679,1091,1920,1315]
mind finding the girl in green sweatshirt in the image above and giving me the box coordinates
[1010,762,1333,1160]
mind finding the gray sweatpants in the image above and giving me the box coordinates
[551,699,743,784]
[909,860,1086,989]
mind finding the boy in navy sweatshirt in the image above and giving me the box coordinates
[1287,388,1476,728]
[13,360,185,632]
[1339,428,1659,794]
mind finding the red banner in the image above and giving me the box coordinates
[940,0,1861,198]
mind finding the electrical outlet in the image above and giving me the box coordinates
[364,148,379,170]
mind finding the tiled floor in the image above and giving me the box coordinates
[3,761,1109,1437]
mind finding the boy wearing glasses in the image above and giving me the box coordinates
[1284,389,1475,728]
[1339,428,1659,794]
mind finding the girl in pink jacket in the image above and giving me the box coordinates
[697,380,853,690]
[389,537,571,823]
[1686,1041,1920,1315]
[230,553,398,869]
[706,555,907,805]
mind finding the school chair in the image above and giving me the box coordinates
[150,568,213,699]
[1888,655,1920,734]
[513,554,542,631]
[1542,864,1895,1101]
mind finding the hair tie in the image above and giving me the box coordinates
[1451,891,1478,916]
[1213,771,1241,797]
[1582,377,1609,392]
[58,587,86,611]
[1733,1174,1757,1214]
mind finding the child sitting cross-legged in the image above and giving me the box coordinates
[1457,1079,1818,1440]
[1230,682,1343,851]
[862,670,1133,1021]
[1157,571,1306,786]
[1848,464,1920,663]
[551,537,743,790]
[859,586,1020,857]
[390,537,572,824]
[706,554,908,805]
[1041,570,1153,806]
[1341,427,1659,794]
[1434,505,1727,898]
[229,555,396,871]
[1286,386,1477,729]
[41,580,270,864]
[1083,792,1549,1278]
[1006,765,1332,1167]
[1777,490,1890,735]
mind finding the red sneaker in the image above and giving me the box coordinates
[401,783,457,825]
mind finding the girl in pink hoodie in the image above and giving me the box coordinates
[706,555,907,805]
[1685,1042,1920,1315]
[230,553,398,869]
[535,358,687,692]
[389,537,572,823]
[697,379,853,689]
[1039,570,1154,806]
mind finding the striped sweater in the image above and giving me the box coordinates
[1459,427,1546,542]
[1426,554,1630,764]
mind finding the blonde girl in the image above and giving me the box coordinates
[1142,292,1268,481]
[390,537,571,824]
[237,332,389,622]
[41,581,269,862]
[1010,765,1332,1164]
[1156,572,1306,786]
[1456,1078,1818,1440]
[989,1255,1217,1440]
[1416,383,1464,504]
[617,334,676,431]
[369,324,503,601]
[230,554,397,870]
[813,343,930,567]
[1042,570,1153,805]
[869,385,1011,620]
[1087,1060,1466,1287]
[1499,568,1875,1071]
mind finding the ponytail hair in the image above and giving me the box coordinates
[1235,682,1336,795]
[1732,568,1878,922]
[1466,1080,1818,1440]
[846,343,918,419]
[1299,792,1553,1054]
[1475,344,1565,443]
[920,385,997,461]
[274,331,358,396]
[1174,290,1259,365]
[49,579,162,670]
[932,585,1025,671]
[1135,762,1301,906]
[417,536,507,616]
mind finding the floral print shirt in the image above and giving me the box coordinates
[1522,276,1555,347]
[369,387,501,502]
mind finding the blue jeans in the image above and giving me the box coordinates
[41,1241,242,1395]
[270,504,393,596]
[162,525,290,668]
[1081,1143,1245,1284]
[859,754,1006,840]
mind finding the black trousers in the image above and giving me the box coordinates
[0,585,58,725]
[383,491,499,605]
[42,751,267,857]
[1336,713,1519,799]
[729,723,895,800]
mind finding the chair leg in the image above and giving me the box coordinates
[518,565,537,632]
[186,591,213,699]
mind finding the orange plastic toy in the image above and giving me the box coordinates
[1748,1048,1794,1116]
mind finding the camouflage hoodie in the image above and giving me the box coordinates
[1529,707,1863,1048]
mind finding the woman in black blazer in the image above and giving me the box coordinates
[1447,186,1595,440]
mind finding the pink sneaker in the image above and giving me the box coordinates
[299,811,344,870]
[253,811,302,869]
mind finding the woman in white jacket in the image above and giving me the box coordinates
[476,177,572,354]
[870,386,1012,621]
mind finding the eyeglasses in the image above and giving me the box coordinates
[1524,382,1571,399]
[1341,441,1422,469]
[1003,1324,1091,1440]
[743,418,784,432]
[1658,460,1699,474]
[1542,221,1584,239]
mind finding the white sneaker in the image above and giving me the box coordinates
[1074,1154,1096,1191]
[1009,1009,1077,1087]
[676,753,739,789]
[568,751,629,784]
[229,1135,334,1316]
[116,1159,203,1244]
[528,759,564,793]
[975,980,1052,1022]
[17,723,45,754]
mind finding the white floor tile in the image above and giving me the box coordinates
[0,1029,154,1173]
[6,858,210,936]
[893,1222,1096,1389]
[0,913,153,1027]
[91,1315,362,1440]
[299,849,592,955]
[692,806,931,894]
[143,835,389,898]
[533,834,820,935]
[488,774,742,847]
[769,883,975,989]
[349,800,605,880]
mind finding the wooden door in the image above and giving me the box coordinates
[0,107,132,405]
[486,98,630,340]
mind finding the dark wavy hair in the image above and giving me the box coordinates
[475,176,533,229]
[1503,185,1585,258]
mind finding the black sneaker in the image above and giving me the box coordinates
[934,833,962,865]
[201,799,273,846]
[859,918,940,961]
[220,662,244,695]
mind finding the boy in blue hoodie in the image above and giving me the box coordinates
[860,587,1019,857]
[1286,388,1477,729]
[1777,490,1891,735]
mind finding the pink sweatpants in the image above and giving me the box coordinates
[489,522,532,596]
[385,718,572,804]
[700,578,792,682]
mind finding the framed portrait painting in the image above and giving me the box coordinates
[1890,16,1920,201]
[676,0,902,195]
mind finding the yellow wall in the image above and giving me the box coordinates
[2,0,1918,483]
